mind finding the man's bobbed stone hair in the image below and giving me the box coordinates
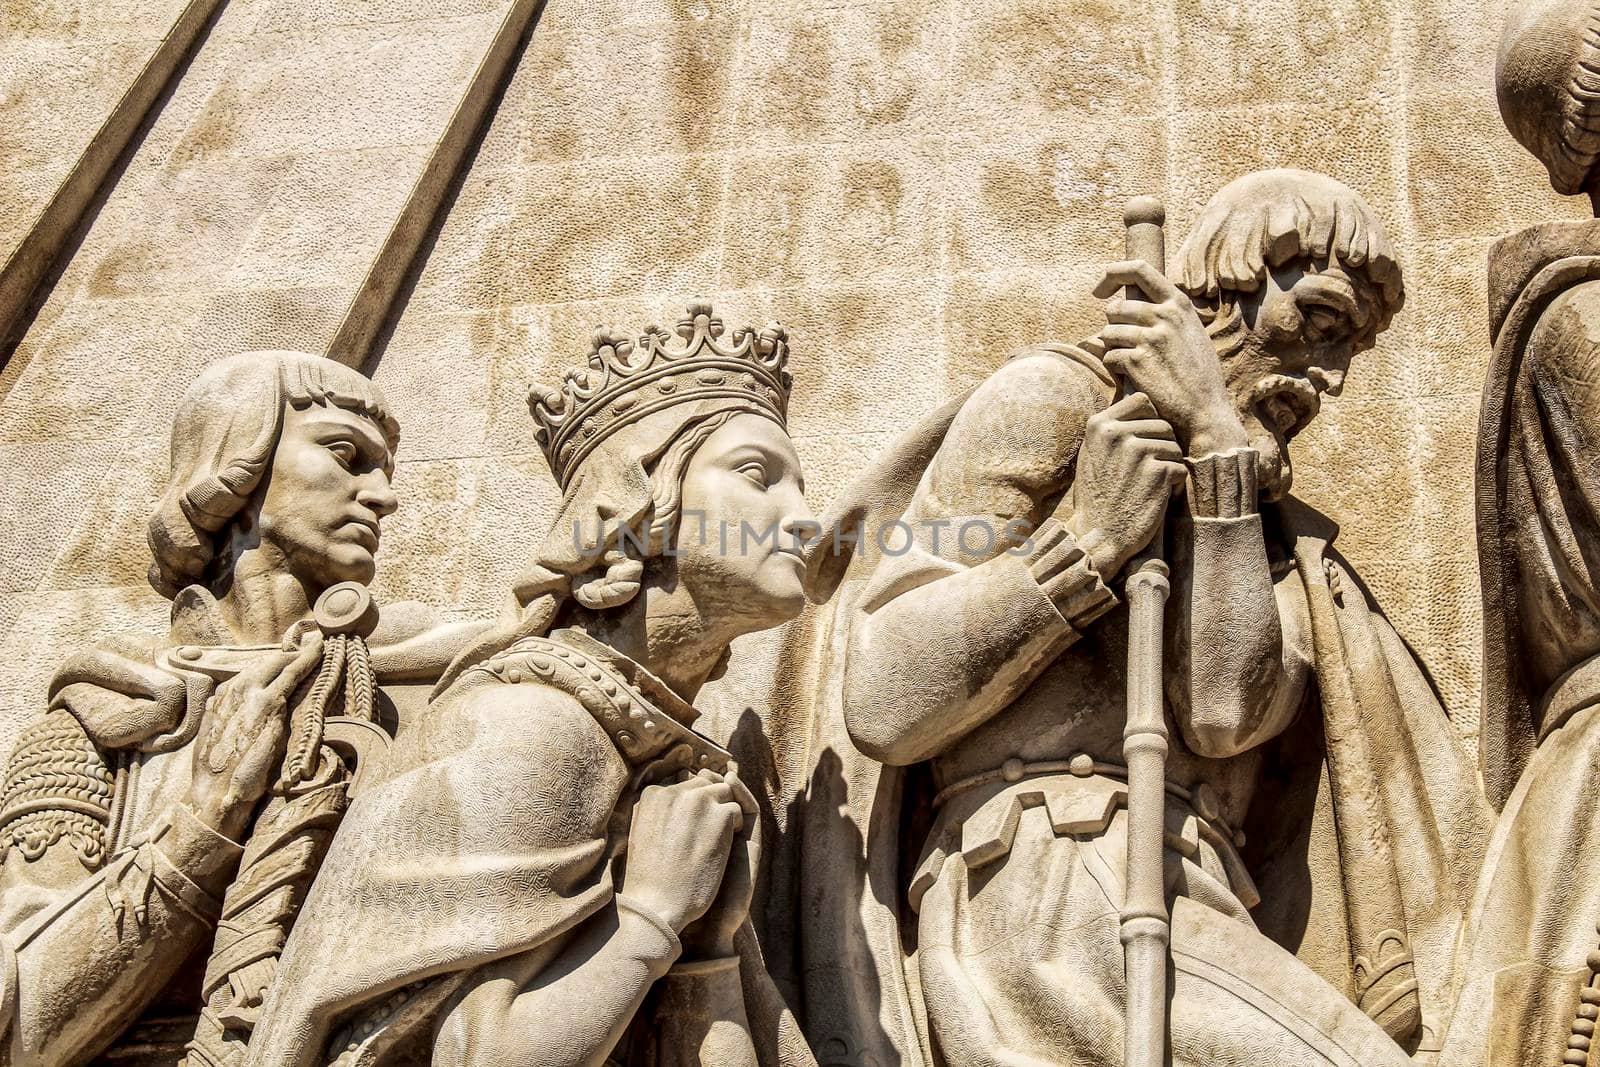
[1172,168,1405,352]
[146,351,399,599]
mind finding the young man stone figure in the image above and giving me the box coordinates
[807,171,1489,1066]
[0,353,473,1066]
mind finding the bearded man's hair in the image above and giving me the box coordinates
[1172,169,1405,353]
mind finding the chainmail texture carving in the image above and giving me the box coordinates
[0,711,114,869]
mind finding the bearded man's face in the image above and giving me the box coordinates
[1217,259,1383,500]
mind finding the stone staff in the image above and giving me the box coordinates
[1117,195,1172,1067]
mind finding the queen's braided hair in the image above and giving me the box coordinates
[437,408,742,694]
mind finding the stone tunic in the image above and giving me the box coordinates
[830,347,1486,1066]
[0,594,465,1067]
[852,524,1422,1067]
[247,627,813,1067]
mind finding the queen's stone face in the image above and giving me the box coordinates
[673,411,813,636]
[256,403,398,593]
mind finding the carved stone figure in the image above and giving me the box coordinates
[0,351,475,1066]
[246,305,819,1067]
[798,171,1489,1066]
[1436,4,1600,1063]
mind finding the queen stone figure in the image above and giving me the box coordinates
[247,304,819,1067]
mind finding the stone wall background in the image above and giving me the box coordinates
[2,0,188,247]
[0,0,1585,762]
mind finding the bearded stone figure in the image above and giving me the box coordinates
[1437,2,1600,1063]
[797,171,1490,1067]
[0,352,476,1066]
[245,304,820,1067]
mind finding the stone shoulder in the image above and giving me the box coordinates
[463,636,733,778]
[1529,278,1600,388]
[925,347,1112,520]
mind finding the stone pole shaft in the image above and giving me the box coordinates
[1119,195,1171,1067]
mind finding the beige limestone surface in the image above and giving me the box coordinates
[0,0,1583,777]
[0,0,541,761]
[0,0,215,344]
[365,0,1587,758]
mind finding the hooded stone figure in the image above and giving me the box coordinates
[791,172,1488,1067]
[0,352,475,1067]
[1437,3,1600,1064]
[246,305,820,1067]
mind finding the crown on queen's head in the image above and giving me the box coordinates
[529,302,792,492]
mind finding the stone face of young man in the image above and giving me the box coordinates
[254,403,399,592]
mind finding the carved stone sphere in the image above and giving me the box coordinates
[1497,0,1600,197]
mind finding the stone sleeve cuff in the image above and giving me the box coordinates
[1024,519,1117,629]
[614,893,684,969]
[155,804,244,900]
[109,815,231,927]
[1187,447,1260,519]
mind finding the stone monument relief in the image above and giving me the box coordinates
[2,0,1600,1065]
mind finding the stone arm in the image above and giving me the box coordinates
[432,898,697,1067]
[437,907,761,1067]
[367,612,494,682]
[0,786,240,1067]
[843,355,1118,767]
[430,687,760,1067]
[1170,448,1310,757]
